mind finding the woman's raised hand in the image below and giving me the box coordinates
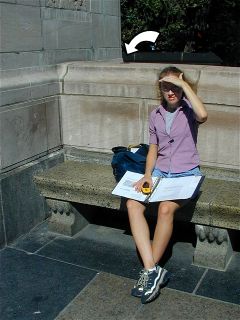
[159,73,184,88]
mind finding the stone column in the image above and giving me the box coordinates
[46,198,88,236]
[193,224,233,271]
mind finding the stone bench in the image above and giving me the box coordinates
[33,159,240,271]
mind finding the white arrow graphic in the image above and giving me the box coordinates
[125,31,159,54]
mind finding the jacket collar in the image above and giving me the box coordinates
[156,97,188,114]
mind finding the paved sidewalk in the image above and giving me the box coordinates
[56,272,240,320]
[1,213,240,320]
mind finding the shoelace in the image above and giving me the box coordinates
[145,269,158,289]
[136,269,149,288]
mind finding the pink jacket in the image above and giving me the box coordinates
[149,98,200,173]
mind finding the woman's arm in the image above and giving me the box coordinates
[181,80,208,123]
[160,74,208,123]
[145,144,158,177]
[134,144,158,192]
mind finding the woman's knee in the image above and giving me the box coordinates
[126,199,145,216]
[157,202,176,221]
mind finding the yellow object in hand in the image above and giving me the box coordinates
[141,182,151,195]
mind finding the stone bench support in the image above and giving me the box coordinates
[46,198,88,236]
[194,225,233,271]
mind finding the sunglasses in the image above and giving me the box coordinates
[160,82,182,93]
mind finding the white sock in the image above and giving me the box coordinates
[147,266,156,272]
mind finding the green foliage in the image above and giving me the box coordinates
[207,0,240,66]
[121,0,239,66]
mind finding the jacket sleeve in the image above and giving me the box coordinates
[149,110,158,145]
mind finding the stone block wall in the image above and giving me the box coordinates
[0,0,121,70]
[0,0,121,248]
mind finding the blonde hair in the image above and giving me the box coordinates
[157,66,197,103]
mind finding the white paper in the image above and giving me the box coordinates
[111,171,158,202]
[150,175,202,201]
[130,148,139,153]
[112,171,203,202]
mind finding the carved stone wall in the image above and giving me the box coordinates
[46,0,87,10]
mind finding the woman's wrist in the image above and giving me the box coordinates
[144,172,152,178]
[181,80,190,92]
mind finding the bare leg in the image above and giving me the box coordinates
[127,199,155,269]
[152,201,181,264]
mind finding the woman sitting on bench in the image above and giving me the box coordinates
[127,66,208,304]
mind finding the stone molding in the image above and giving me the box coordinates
[0,65,60,91]
[62,62,240,106]
[195,224,228,244]
[2,62,239,107]
[0,65,61,107]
